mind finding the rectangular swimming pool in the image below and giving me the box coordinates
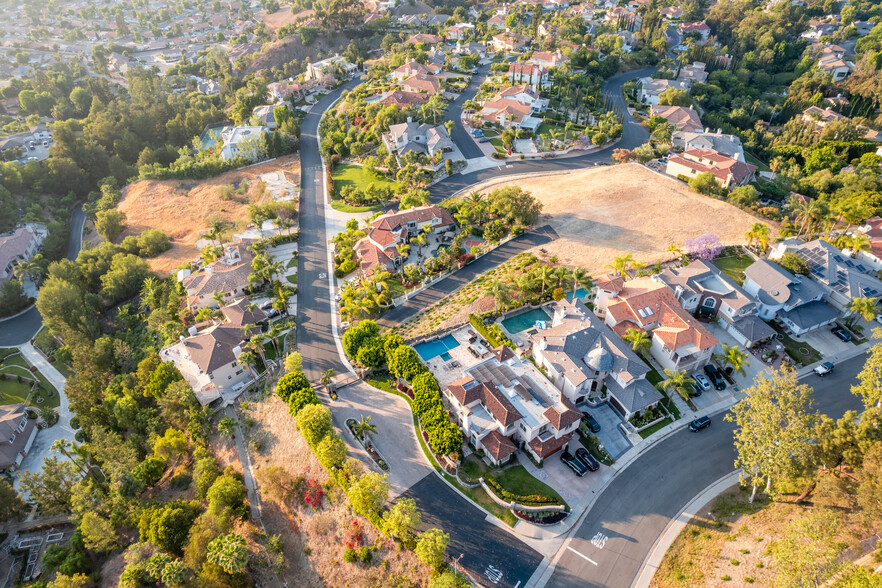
[414,334,460,361]
[501,307,552,333]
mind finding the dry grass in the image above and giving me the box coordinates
[466,164,777,275]
[238,395,430,587]
[116,154,299,276]
[261,7,314,29]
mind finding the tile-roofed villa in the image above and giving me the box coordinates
[181,240,255,310]
[0,404,38,472]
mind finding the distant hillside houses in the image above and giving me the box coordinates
[666,148,757,188]
[637,77,689,105]
[218,125,269,160]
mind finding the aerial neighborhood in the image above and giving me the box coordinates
[1,0,882,586]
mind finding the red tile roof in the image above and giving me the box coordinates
[481,430,518,462]
[528,431,572,459]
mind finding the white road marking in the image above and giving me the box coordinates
[567,546,599,566]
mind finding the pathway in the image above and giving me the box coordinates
[224,405,262,521]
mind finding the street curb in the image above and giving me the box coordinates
[632,470,742,588]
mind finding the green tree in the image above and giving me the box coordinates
[853,343,882,408]
[132,456,167,486]
[658,368,695,401]
[95,209,127,242]
[388,345,424,382]
[857,442,882,523]
[849,296,878,322]
[622,327,651,356]
[778,252,810,276]
[79,512,117,553]
[725,369,817,502]
[383,497,422,542]
[348,471,390,518]
[153,428,188,465]
[296,403,334,446]
[0,479,26,521]
[772,508,843,588]
[19,456,81,515]
[284,351,303,373]
[206,532,248,574]
[218,416,236,438]
[713,343,749,377]
[658,87,691,106]
[207,473,249,520]
[415,528,449,573]
[315,434,347,469]
[351,414,377,446]
[399,189,430,210]
[688,172,721,196]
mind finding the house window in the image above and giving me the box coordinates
[18,417,26,431]
[702,297,716,310]
[9,434,15,443]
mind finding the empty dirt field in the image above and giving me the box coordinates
[117,154,299,276]
[467,163,775,275]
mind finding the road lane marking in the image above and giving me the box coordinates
[567,546,598,566]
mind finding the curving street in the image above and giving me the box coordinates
[0,205,85,347]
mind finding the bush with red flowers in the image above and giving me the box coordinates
[303,478,324,510]
[342,520,363,550]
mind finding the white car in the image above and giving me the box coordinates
[814,362,834,376]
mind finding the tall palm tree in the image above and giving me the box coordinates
[623,328,651,357]
[352,414,378,447]
[321,368,335,389]
[211,290,227,309]
[666,243,682,260]
[536,265,556,298]
[571,267,593,298]
[713,343,749,377]
[237,350,259,381]
[484,279,511,310]
[209,219,229,248]
[51,439,90,479]
[13,260,41,286]
[850,233,871,256]
[266,323,283,358]
[553,266,571,290]
[850,296,879,322]
[139,276,161,311]
[606,253,635,277]
[658,368,695,401]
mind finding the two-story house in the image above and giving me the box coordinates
[382,120,454,159]
[445,347,582,465]
[655,260,776,348]
[508,62,548,87]
[742,258,838,335]
[529,299,663,419]
[0,404,38,473]
[595,277,719,372]
[0,225,46,285]
[181,240,255,310]
[637,77,688,104]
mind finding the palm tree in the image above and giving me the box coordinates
[321,368,335,389]
[211,290,227,309]
[13,260,41,286]
[352,414,378,447]
[266,323,283,358]
[536,265,556,298]
[571,267,593,298]
[484,279,511,310]
[51,439,90,479]
[554,266,571,290]
[744,222,770,252]
[850,296,879,322]
[666,243,682,260]
[606,253,635,277]
[139,276,160,311]
[713,343,749,377]
[658,368,695,402]
[622,328,651,357]
[237,350,259,381]
[850,233,871,256]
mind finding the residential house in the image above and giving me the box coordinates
[817,44,854,82]
[637,77,689,105]
[666,148,757,188]
[677,62,708,86]
[382,120,454,158]
[742,258,838,335]
[219,125,268,161]
[508,63,549,87]
[108,51,130,76]
[681,21,711,41]
[491,32,530,52]
[487,14,507,27]
[445,348,582,465]
[0,404,37,473]
[801,20,837,41]
[391,60,442,82]
[802,106,847,127]
[453,41,486,58]
[537,23,558,38]
[660,6,684,19]
[251,105,279,129]
[161,298,267,405]
[530,50,565,68]
[529,298,663,419]
[181,240,255,309]
[656,261,776,348]
[769,238,882,313]
[197,79,222,95]
[355,205,455,276]
[401,73,441,95]
[595,277,719,372]
[0,225,45,285]
[671,130,745,161]
[405,33,443,45]
[855,217,882,270]
[650,104,703,132]
[377,90,431,107]
[854,21,874,37]
[305,54,357,81]
[478,84,546,130]
[267,80,303,102]
[446,23,474,41]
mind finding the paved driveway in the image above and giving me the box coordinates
[517,451,608,509]
[331,381,433,499]
[800,326,854,357]
[583,403,632,460]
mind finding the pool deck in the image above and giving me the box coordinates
[497,304,555,350]
[421,327,495,389]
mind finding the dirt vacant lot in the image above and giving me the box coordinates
[468,164,774,275]
[117,154,300,276]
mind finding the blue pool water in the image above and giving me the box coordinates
[572,288,590,301]
[502,307,552,333]
[414,335,460,361]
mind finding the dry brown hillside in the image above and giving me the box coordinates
[117,154,300,276]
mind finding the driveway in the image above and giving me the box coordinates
[582,403,632,460]
[517,451,608,510]
[331,381,433,500]
[799,325,855,357]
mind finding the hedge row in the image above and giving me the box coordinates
[484,476,562,507]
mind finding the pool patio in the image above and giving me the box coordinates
[496,303,556,350]
[417,327,495,389]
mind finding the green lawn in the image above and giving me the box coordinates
[286,275,298,285]
[332,163,399,192]
[0,350,59,409]
[536,122,581,141]
[286,258,297,269]
[489,137,505,152]
[495,465,568,507]
[330,200,384,213]
[713,255,754,286]
[744,150,771,173]
[768,322,823,366]
[639,417,673,439]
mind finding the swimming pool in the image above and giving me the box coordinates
[501,307,552,334]
[414,334,460,361]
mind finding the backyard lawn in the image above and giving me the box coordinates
[0,349,59,409]
[713,254,754,285]
[495,465,568,506]
[332,163,399,192]
[744,150,771,173]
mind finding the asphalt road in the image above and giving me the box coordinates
[443,62,492,160]
[294,81,543,586]
[428,66,656,203]
[545,355,868,588]
[377,225,559,328]
[0,205,85,347]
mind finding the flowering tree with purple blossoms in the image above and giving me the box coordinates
[685,233,723,261]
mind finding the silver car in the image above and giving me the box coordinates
[692,373,712,391]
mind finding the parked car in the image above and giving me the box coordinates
[478,137,491,143]
[471,129,484,136]
[575,447,600,471]
[560,450,587,476]
[258,299,273,310]
[814,361,834,376]
[831,326,852,342]
[703,364,726,391]
[692,373,712,392]
[581,411,601,433]
[688,416,712,432]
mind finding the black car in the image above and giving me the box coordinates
[575,447,600,471]
[831,326,852,342]
[581,411,601,433]
[703,364,727,391]
[689,416,712,432]
[561,450,588,476]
